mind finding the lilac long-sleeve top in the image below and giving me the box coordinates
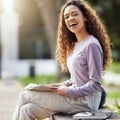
[65,35,103,98]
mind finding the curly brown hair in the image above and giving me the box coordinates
[56,0,112,72]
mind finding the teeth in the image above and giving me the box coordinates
[70,22,77,26]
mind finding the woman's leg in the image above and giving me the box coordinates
[12,90,100,120]
[19,103,55,120]
[12,90,73,120]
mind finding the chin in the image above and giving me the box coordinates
[70,30,78,34]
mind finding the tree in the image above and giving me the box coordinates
[33,0,69,81]
[34,0,61,58]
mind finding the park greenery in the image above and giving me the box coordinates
[107,62,120,73]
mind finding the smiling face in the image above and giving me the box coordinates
[64,5,86,34]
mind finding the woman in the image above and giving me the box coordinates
[12,0,112,119]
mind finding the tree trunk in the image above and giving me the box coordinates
[33,0,70,81]
[34,0,57,58]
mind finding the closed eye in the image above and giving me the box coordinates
[72,12,78,16]
[64,12,79,20]
[64,15,69,19]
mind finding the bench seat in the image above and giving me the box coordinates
[49,108,120,120]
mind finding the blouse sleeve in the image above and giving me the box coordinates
[63,79,72,86]
[66,44,103,98]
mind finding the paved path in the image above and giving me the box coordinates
[0,80,50,120]
[0,80,23,120]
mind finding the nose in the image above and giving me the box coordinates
[69,15,75,21]
[66,16,75,23]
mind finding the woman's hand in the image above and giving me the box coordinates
[50,84,67,96]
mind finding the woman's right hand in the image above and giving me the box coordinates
[49,84,67,96]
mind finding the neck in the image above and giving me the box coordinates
[75,28,90,42]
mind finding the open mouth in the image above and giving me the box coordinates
[70,22,78,27]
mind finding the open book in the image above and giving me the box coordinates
[24,83,58,91]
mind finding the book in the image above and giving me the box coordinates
[24,83,58,91]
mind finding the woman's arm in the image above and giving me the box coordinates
[66,44,103,98]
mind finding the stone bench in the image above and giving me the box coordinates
[49,108,120,120]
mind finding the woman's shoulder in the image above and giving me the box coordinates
[74,35,102,54]
[87,35,100,45]
[85,35,103,52]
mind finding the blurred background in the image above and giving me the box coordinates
[0,0,120,119]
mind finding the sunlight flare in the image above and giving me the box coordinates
[2,0,15,12]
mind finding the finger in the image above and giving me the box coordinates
[50,88,58,92]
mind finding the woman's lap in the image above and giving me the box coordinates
[19,90,101,114]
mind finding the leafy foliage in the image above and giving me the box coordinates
[114,100,120,114]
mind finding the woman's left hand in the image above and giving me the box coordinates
[50,85,67,96]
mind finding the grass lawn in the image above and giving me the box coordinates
[19,74,57,86]
[107,62,120,73]
[104,85,120,113]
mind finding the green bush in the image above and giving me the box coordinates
[19,75,57,86]
[107,90,120,99]
[108,62,120,73]
[114,100,120,114]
